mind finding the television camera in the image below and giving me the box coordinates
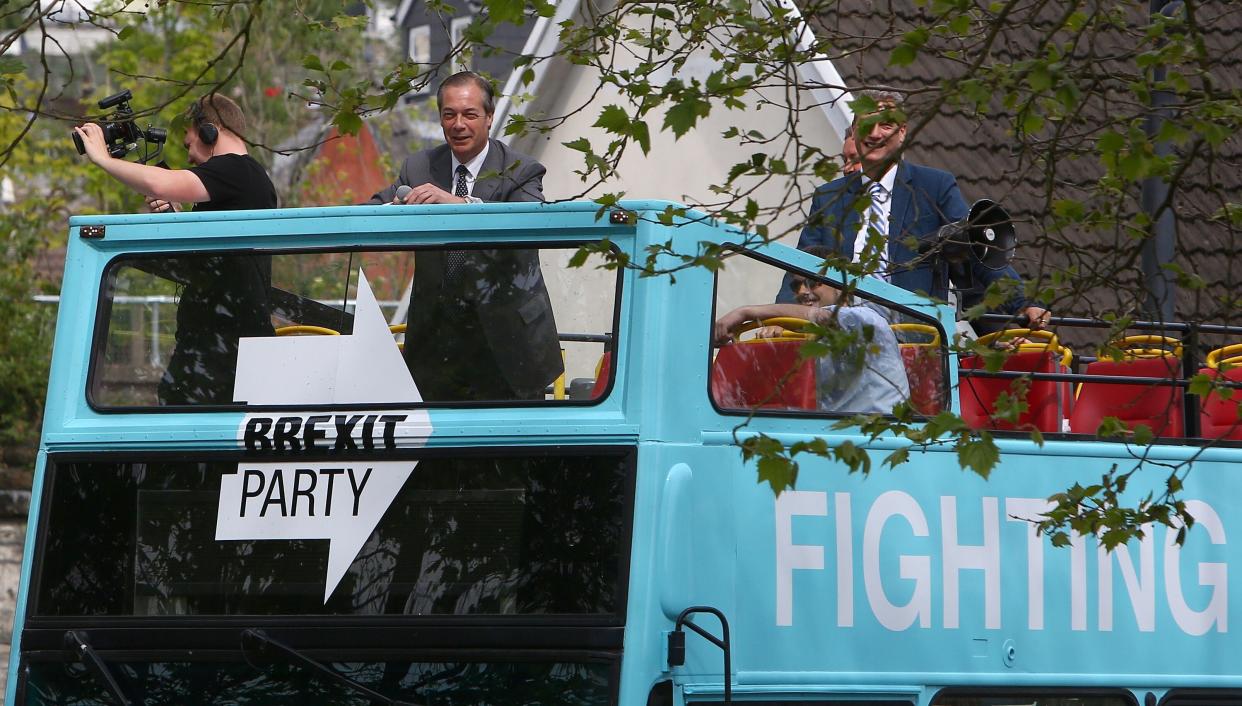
[72,89,167,164]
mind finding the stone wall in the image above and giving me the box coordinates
[0,487,32,696]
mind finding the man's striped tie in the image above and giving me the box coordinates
[865,181,890,279]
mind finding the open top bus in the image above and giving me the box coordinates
[9,201,1242,706]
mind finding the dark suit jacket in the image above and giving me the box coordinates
[371,140,562,399]
[370,139,545,205]
[777,161,1027,316]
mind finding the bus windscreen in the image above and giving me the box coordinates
[32,450,632,618]
[24,657,615,706]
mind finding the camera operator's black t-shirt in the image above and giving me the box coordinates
[189,153,277,211]
[159,153,277,405]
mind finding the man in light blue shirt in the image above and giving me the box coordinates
[714,272,909,415]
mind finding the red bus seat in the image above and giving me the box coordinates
[591,351,613,399]
[1199,366,1242,440]
[959,350,1069,432]
[1068,356,1183,437]
[891,323,944,416]
[900,346,945,415]
[711,340,817,410]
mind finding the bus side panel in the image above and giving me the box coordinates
[718,443,1238,689]
[623,443,747,703]
[6,449,48,706]
[643,437,1241,697]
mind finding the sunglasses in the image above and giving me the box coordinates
[788,277,813,293]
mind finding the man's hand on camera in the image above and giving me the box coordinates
[393,182,468,205]
[145,196,180,214]
[73,124,111,165]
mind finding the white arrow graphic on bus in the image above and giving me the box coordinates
[223,269,429,602]
[216,461,412,602]
[232,269,422,406]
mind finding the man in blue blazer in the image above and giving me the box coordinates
[779,91,1049,331]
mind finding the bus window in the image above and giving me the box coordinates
[709,250,946,416]
[1161,690,1242,706]
[33,449,632,617]
[694,701,913,706]
[89,244,620,408]
[24,658,615,705]
[933,692,1135,706]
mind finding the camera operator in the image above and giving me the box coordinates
[75,93,278,405]
[74,93,275,213]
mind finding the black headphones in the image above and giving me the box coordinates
[189,99,219,146]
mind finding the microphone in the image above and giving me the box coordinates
[394,184,412,203]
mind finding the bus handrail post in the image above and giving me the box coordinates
[669,606,732,704]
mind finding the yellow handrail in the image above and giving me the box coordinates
[891,323,941,347]
[976,328,1072,368]
[275,325,340,336]
[1206,344,1242,370]
[1111,334,1182,359]
[734,317,815,342]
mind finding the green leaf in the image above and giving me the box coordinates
[484,0,526,25]
[332,110,362,135]
[630,119,651,154]
[593,104,630,134]
[563,137,591,152]
[302,54,325,72]
[1051,199,1085,220]
[1027,64,1053,92]
[890,44,918,67]
[883,446,910,469]
[568,247,590,268]
[117,26,136,41]
[1096,130,1125,155]
[333,14,369,30]
[663,96,709,138]
[757,456,798,495]
[958,434,999,478]
[1119,152,1149,180]
[0,57,23,75]
[833,440,871,475]
[1188,372,1216,397]
[1167,473,1183,494]
[1094,416,1128,438]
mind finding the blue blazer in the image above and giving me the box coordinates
[777,161,1027,315]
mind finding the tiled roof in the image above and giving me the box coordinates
[805,1,1242,349]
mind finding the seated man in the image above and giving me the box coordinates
[714,273,909,415]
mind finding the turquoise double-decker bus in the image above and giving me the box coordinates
[7,201,1240,705]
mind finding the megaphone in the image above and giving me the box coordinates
[932,199,1016,270]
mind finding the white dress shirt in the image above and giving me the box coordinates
[853,164,898,278]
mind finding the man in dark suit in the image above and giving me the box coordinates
[370,71,561,401]
[779,90,1050,331]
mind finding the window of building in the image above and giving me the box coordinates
[407,24,431,94]
[449,15,472,73]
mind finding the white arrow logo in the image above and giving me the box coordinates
[220,270,430,601]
